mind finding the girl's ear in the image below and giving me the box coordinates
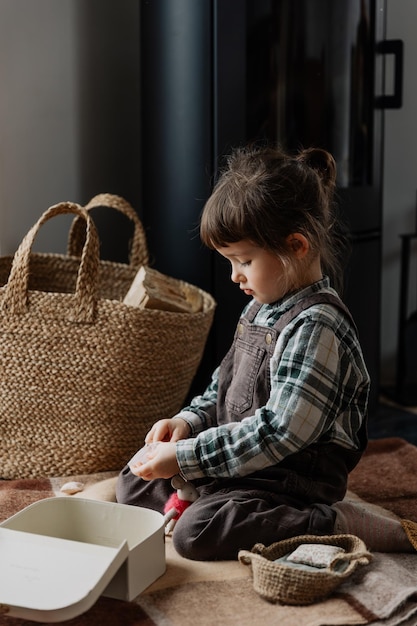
[286,233,310,259]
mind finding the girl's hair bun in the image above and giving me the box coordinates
[297,147,337,190]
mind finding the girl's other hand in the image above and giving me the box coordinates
[145,417,191,443]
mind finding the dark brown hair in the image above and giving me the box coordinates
[200,144,348,293]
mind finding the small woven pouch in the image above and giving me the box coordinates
[239,534,372,605]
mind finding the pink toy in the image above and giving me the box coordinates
[163,474,199,534]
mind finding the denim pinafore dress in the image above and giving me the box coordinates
[215,292,367,504]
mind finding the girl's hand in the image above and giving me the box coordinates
[145,417,191,444]
[134,441,179,481]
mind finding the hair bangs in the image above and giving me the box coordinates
[200,177,250,249]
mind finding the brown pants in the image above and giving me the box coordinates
[116,466,336,561]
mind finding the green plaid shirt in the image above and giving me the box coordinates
[175,277,370,480]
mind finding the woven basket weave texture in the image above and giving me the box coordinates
[239,534,372,605]
[0,195,216,479]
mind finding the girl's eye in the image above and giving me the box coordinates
[240,260,251,267]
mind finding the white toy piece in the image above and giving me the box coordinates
[60,481,84,495]
[163,474,199,534]
[128,442,160,475]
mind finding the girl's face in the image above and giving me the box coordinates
[216,240,290,304]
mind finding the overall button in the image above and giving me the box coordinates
[265,332,272,345]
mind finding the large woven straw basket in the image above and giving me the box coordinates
[0,195,216,479]
[239,534,372,605]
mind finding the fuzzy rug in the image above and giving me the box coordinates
[0,438,416,626]
[347,437,417,521]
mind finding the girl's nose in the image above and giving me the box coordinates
[231,268,245,284]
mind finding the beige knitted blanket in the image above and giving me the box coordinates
[1,437,417,626]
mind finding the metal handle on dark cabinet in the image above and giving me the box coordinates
[376,39,404,109]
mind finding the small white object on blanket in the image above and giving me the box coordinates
[60,481,84,495]
[285,544,345,568]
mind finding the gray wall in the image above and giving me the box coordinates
[0,0,415,388]
[0,0,140,256]
[381,0,417,385]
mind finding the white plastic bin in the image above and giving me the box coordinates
[0,497,165,622]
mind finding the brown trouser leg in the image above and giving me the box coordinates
[116,467,335,561]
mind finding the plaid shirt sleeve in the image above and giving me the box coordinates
[175,308,369,480]
[172,367,220,434]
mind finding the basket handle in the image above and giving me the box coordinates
[2,202,100,323]
[239,545,373,572]
[329,549,373,572]
[67,193,149,267]
[239,550,255,566]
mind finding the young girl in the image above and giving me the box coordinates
[116,144,372,560]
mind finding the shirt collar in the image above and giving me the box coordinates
[262,276,333,314]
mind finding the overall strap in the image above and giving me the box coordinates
[273,292,356,334]
[243,300,263,323]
